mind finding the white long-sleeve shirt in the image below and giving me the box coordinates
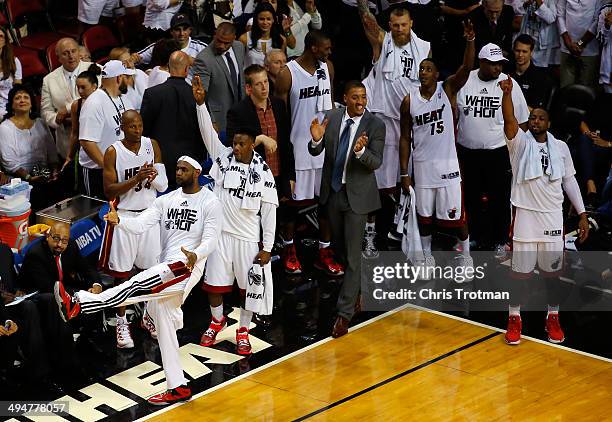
[557,0,601,56]
[287,3,322,57]
[196,103,277,252]
[118,186,222,263]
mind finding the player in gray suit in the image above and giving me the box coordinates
[192,22,246,133]
[308,80,386,338]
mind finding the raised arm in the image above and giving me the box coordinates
[193,75,227,159]
[399,94,413,192]
[357,0,385,62]
[500,76,519,140]
[445,20,475,97]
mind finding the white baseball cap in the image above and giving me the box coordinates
[101,60,136,78]
[478,43,508,62]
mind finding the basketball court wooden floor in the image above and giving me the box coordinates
[143,305,612,422]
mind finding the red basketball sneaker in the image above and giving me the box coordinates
[147,385,192,405]
[282,243,302,274]
[54,281,80,322]
[236,327,252,355]
[545,313,565,344]
[504,315,522,345]
[314,247,344,276]
[200,316,227,347]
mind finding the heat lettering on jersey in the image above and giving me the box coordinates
[124,166,151,192]
[228,177,247,199]
[463,95,501,118]
[414,105,445,126]
[298,86,331,99]
[165,208,197,231]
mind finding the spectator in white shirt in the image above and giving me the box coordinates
[0,85,59,210]
[516,0,560,67]
[0,27,22,119]
[109,48,148,111]
[143,0,184,40]
[41,38,96,160]
[285,0,322,57]
[597,3,612,93]
[557,0,601,88]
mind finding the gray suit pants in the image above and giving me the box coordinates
[326,186,368,320]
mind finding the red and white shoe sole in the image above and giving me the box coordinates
[504,336,521,345]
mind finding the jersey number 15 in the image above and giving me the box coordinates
[430,121,444,135]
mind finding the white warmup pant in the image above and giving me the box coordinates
[76,260,205,390]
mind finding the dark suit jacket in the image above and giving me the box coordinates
[18,239,100,294]
[469,5,515,57]
[141,77,205,185]
[192,42,246,132]
[0,242,16,321]
[308,108,385,215]
[226,96,296,198]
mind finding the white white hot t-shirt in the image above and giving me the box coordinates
[457,70,529,150]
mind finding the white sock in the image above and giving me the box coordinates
[509,305,521,316]
[547,304,559,316]
[319,241,330,249]
[210,304,223,321]
[283,239,293,246]
[420,235,432,255]
[239,308,253,329]
[459,236,470,256]
[365,222,375,232]
[116,314,127,323]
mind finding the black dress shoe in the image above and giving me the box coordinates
[331,316,349,338]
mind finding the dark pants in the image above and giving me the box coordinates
[326,187,368,320]
[3,299,49,381]
[458,144,512,247]
[575,134,612,194]
[79,166,105,199]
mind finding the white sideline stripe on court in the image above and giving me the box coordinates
[136,303,411,421]
[406,303,612,363]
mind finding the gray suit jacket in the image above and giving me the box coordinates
[192,42,246,132]
[308,108,385,215]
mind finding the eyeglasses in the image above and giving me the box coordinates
[50,235,70,244]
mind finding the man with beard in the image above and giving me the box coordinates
[357,3,431,257]
[500,76,589,345]
[55,156,222,405]
[79,61,135,198]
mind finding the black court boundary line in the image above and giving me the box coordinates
[292,331,500,421]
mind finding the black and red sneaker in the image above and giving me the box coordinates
[54,281,80,322]
[314,247,344,276]
[282,243,302,274]
[147,385,192,405]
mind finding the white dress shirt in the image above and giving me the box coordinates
[557,0,601,56]
[312,111,366,184]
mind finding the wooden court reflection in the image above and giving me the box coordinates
[152,308,612,421]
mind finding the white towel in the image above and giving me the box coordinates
[245,263,273,315]
[210,150,279,210]
[315,60,333,112]
[394,187,424,264]
[516,131,565,184]
[368,31,430,115]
